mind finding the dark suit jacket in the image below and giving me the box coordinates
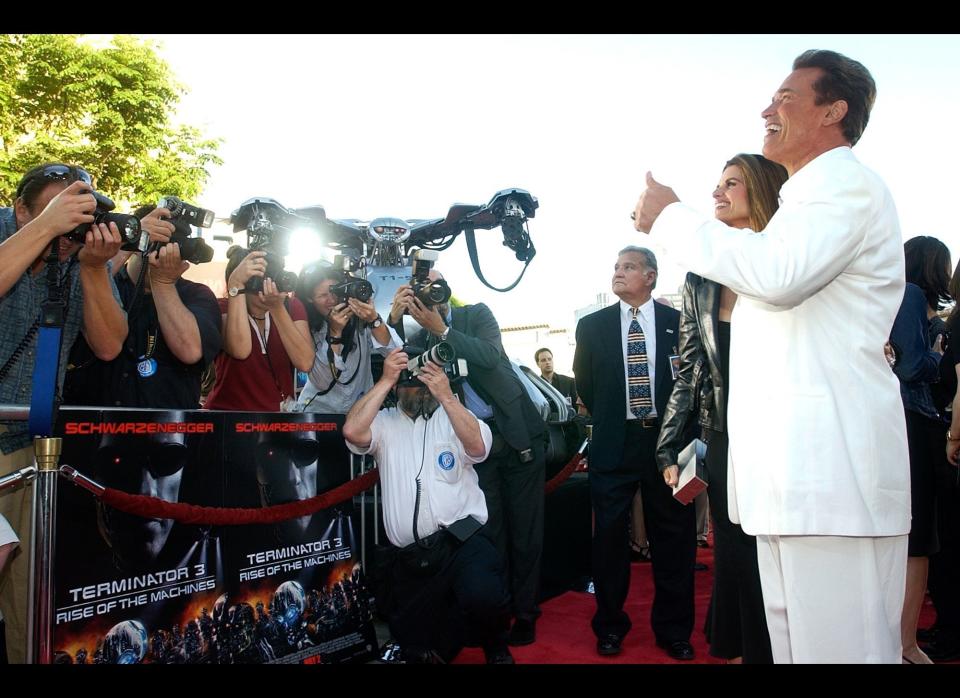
[410,303,545,452]
[548,373,578,405]
[573,301,680,473]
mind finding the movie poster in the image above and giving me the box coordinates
[50,408,377,664]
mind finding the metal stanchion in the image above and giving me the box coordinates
[26,436,62,665]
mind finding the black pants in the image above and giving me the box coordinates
[928,439,960,634]
[589,421,696,643]
[702,428,772,663]
[474,428,545,622]
[375,530,510,662]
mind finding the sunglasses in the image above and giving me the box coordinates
[15,165,93,198]
[255,439,319,471]
[96,442,189,482]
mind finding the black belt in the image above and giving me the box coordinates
[626,417,660,429]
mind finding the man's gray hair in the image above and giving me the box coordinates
[618,245,658,272]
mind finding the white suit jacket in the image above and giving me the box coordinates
[651,146,909,536]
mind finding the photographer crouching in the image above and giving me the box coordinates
[64,201,222,408]
[294,261,401,413]
[0,163,129,662]
[342,347,514,664]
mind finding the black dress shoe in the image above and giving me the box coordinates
[694,562,709,571]
[658,639,694,661]
[484,646,516,664]
[597,634,623,656]
[508,618,536,646]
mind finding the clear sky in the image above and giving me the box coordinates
[140,34,959,329]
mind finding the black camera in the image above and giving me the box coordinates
[331,277,373,303]
[229,198,306,294]
[153,197,215,265]
[329,254,373,303]
[398,342,467,385]
[409,249,451,308]
[65,191,141,248]
[228,247,298,294]
[157,196,215,229]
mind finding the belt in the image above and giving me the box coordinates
[626,417,660,429]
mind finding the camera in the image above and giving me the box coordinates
[398,342,468,385]
[228,247,299,294]
[65,191,142,248]
[329,254,373,303]
[157,196,215,229]
[409,249,451,308]
[154,197,215,265]
[229,198,305,294]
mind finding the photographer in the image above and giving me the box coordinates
[342,348,513,664]
[64,204,222,408]
[204,246,314,411]
[295,263,401,413]
[389,269,547,648]
[0,162,127,663]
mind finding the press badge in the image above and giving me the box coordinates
[137,356,157,378]
[669,354,681,380]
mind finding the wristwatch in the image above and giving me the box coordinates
[371,314,383,329]
[439,326,450,341]
[228,285,242,297]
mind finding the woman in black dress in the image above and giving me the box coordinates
[656,153,788,663]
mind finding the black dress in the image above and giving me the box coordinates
[702,321,773,663]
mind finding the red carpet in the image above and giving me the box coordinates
[453,540,945,664]
[455,542,722,664]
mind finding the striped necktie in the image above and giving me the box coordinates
[627,307,652,419]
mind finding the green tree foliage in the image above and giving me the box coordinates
[0,34,221,207]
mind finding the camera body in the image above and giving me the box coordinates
[157,196,215,229]
[229,247,298,294]
[409,249,451,308]
[155,196,215,265]
[65,191,142,249]
[328,254,373,303]
[398,342,468,385]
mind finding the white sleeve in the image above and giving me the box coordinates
[0,514,18,547]
[651,164,874,308]
[344,412,383,457]
[371,324,402,355]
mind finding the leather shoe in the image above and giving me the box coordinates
[597,634,623,656]
[508,618,536,646]
[630,547,652,563]
[694,562,709,571]
[484,646,515,664]
[658,639,694,661]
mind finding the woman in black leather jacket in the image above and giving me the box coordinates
[656,153,788,663]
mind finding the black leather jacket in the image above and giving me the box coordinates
[655,273,726,469]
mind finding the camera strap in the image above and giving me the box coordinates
[463,223,532,293]
[28,250,73,437]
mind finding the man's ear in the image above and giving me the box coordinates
[824,100,848,127]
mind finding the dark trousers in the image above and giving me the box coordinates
[376,530,510,662]
[928,441,960,633]
[474,428,545,622]
[589,421,696,643]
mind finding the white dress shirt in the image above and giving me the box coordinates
[619,297,657,419]
[346,406,492,548]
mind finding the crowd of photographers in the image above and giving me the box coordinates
[0,162,550,664]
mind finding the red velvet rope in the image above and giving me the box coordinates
[544,452,586,496]
[99,468,381,526]
[92,451,585,526]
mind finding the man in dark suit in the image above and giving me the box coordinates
[573,245,696,660]
[389,271,547,647]
[535,347,578,406]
